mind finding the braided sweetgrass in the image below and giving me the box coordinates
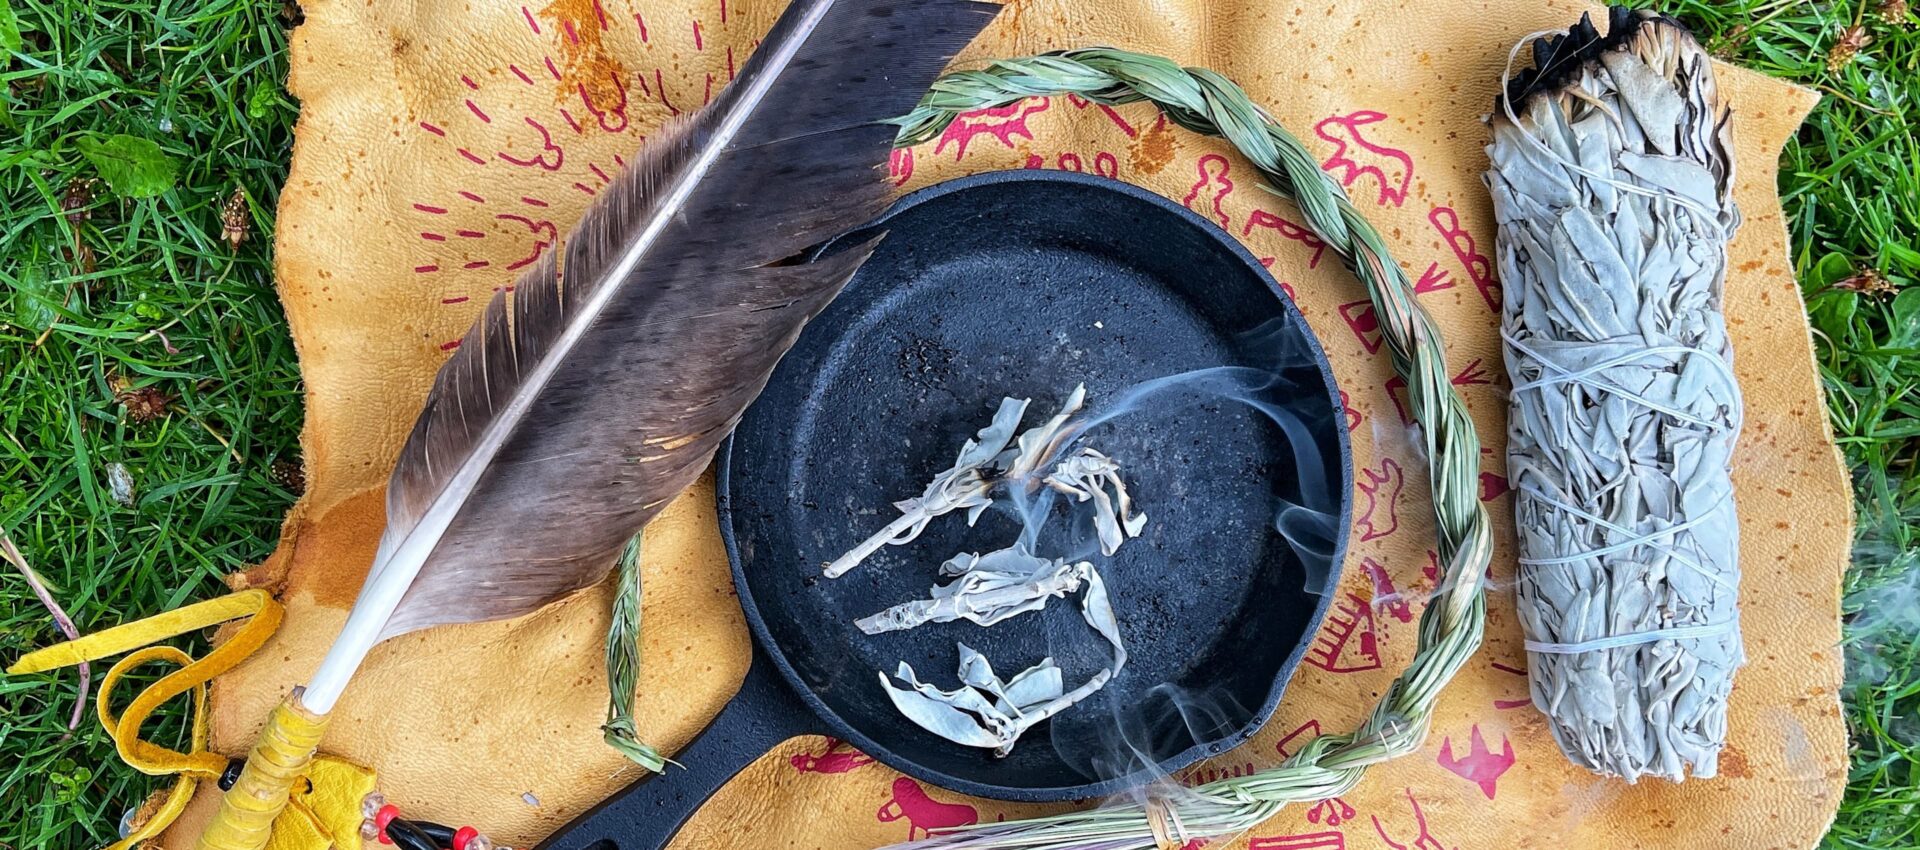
[877,49,1496,849]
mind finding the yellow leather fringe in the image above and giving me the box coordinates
[7,590,373,850]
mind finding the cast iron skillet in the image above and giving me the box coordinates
[539,170,1351,850]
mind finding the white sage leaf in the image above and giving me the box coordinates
[1044,449,1148,555]
[856,548,1089,634]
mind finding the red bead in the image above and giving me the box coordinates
[374,804,401,845]
[453,826,479,850]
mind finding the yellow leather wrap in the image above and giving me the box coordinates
[196,697,330,850]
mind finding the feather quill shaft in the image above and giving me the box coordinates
[300,0,999,714]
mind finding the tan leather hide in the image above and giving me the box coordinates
[163,1,1850,848]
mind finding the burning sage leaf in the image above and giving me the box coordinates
[826,386,1103,578]
[1045,448,1148,556]
[823,397,1027,578]
[856,547,1089,634]
[1487,9,1742,782]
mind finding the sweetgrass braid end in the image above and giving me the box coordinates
[884,49,1496,841]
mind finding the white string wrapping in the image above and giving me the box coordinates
[1485,10,1744,782]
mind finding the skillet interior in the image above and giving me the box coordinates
[721,170,1351,799]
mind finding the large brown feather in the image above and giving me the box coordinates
[359,0,999,640]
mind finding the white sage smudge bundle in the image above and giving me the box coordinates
[1486,7,1743,782]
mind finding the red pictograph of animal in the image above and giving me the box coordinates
[933,99,1053,160]
[1355,458,1404,542]
[1305,593,1381,673]
[788,736,874,774]
[1314,110,1414,207]
[1436,725,1516,800]
[878,777,979,840]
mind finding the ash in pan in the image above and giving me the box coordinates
[824,387,1141,756]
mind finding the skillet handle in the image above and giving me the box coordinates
[535,652,817,850]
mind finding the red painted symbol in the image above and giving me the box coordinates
[878,777,978,840]
[1453,358,1492,386]
[1479,472,1510,501]
[1306,593,1381,673]
[498,117,565,171]
[1361,558,1413,624]
[1355,458,1404,542]
[1243,209,1328,268]
[1252,831,1345,850]
[1337,300,1383,354]
[1315,110,1413,207]
[1339,390,1362,432]
[1491,661,1531,710]
[933,99,1051,160]
[1307,796,1358,827]
[1437,726,1515,800]
[1067,92,1139,137]
[1430,206,1498,313]
[1183,154,1234,228]
[889,148,914,187]
[651,68,681,116]
[494,214,557,271]
[1423,550,1441,583]
[1051,151,1120,178]
[1275,719,1322,758]
[790,737,874,774]
[1372,789,1458,850]
[577,69,630,132]
[1414,262,1454,294]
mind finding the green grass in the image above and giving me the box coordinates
[0,1,1914,848]
[1644,1,1920,846]
[0,1,300,846]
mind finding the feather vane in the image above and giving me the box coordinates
[305,0,999,712]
